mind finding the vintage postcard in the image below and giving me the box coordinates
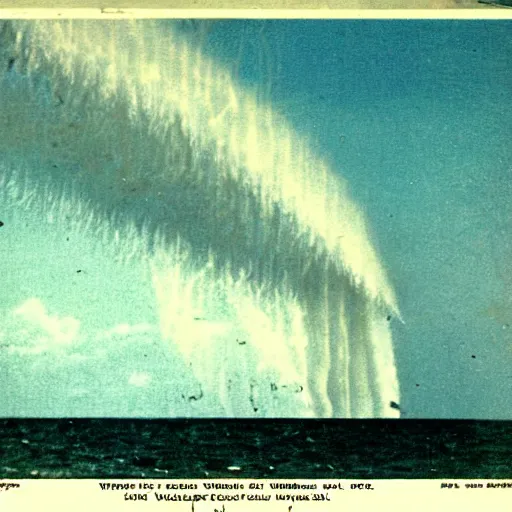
[0,4,511,511]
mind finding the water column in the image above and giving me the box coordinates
[0,20,400,418]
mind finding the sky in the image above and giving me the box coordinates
[171,18,512,418]
[1,18,511,419]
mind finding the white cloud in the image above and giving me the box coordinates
[128,371,152,388]
[14,298,80,345]
[69,387,89,397]
[101,322,156,339]
[2,298,81,355]
[2,298,161,357]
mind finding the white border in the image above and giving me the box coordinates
[0,8,510,19]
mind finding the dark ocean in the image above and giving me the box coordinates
[1,419,510,479]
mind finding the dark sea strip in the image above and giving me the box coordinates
[0,418,510,479]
